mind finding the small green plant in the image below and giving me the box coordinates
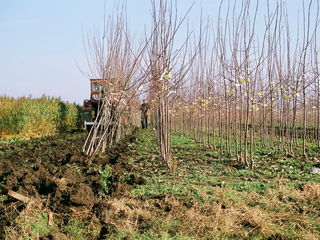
[0,195,7,202]
[99,166,112,194]
[119,172,131,183]
[64,218,101,240]
[65,218,86,240]
[0,136,26,144]
[234,169,257,177]
[231,181,275,194]
[30,212,51,236]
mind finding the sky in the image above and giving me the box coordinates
[0,0,316,104]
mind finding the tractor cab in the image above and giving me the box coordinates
[90,79,105,102]
[82,79,105,131]
[82,78,127,131]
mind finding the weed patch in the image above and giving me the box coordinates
[99,166,112,194]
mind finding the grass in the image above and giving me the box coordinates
[64,218,101,240]
[184,129,320,160]
[65,219,87,240]
[0,136,27,144]
[112,129,320,240]
[5,202,54,240]
[5,199,101,240]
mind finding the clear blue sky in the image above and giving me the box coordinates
[0,0,315,104]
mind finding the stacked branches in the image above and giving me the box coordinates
[82,0,196,170]
[83,4,150,158]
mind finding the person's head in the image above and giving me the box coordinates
[143,99,146,104]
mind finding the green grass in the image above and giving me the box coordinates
[114,229,193,240]
[0,136,27,144]
[65,219,87,240]
[181,129,320,161]
[62,217,101,240]
[132,129,319,197]
[30,213,51,236]
[121,129,320,239]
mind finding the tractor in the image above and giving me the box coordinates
[82,78,133,132]
[82,79,104,131]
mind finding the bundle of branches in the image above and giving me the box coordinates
[83,0,197,171]
[82,4,150,159]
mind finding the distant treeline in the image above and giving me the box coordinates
[0,96,83,138]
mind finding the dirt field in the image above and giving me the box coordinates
[0,131,146,239]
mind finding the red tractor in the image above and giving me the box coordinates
[83,78,131,131]
[82,79,104,131]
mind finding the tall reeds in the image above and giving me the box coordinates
[0,96,82,139]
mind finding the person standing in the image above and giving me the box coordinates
[140,99,150,129]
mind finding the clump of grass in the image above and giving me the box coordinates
[64,219,87,240]
[99,166,113,194]
[64,216,101,240]
[5,198,101,240]
[5,200,55,240]
[0,95,82,139]
[105,198,154,232]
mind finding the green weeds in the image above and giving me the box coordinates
[119,172,132,183]
[99,166,112,194]
[29,213,51,237]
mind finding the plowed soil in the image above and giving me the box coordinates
[0,131,145,239]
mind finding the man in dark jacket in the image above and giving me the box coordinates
[140,99,150,129]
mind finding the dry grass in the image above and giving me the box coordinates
[108,183,320,239]
[293,183,320,203]
[105,198,155,231]
[4,196,102,240]
[5,198,54,240]
[173,200,274,238]
[4,181,319,239]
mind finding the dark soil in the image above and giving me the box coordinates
[0,130,145,239]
